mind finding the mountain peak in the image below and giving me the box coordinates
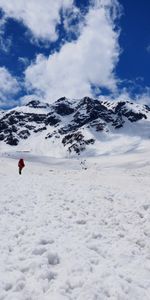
[0,97,150,156]
[26,100,50,109]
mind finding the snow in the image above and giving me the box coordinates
[1,98,150,159]
[101,98,150,117]
[1,113,150,159]
[0,147,150,300]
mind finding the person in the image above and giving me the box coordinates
[18,158,25,175]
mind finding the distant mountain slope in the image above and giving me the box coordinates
[0,97,150,157]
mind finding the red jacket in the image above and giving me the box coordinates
[18,159,25,168]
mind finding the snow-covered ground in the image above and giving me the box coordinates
[0,149,150,300]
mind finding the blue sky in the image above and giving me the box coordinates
[117,0,150,94]
[0,0,150,108]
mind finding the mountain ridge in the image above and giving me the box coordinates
[0,96,150,157]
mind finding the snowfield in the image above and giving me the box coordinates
[0,149,150,300]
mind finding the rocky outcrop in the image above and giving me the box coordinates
[0,96,149,154]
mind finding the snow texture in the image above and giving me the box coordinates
[0,148,150,300]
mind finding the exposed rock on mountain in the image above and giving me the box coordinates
[0,97,150,156]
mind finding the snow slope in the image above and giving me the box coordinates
[1,97,150,157]
[0,149,150,300]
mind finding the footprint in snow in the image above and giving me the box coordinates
[32,247,47,255]
[38,238,54,245]
[47,253,60,265]
[39,270,57,282]
[137,211,144,219]
[15,280,25,292]
[4,283,13,291]
[142,204,150,211]
[76,219,87,225]
[91,232,103,240]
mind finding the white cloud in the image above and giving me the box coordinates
[18,57,30,67]
[0,15,12,53]
[0,0,74,42]
[19,94,41,105]
[0,36,11,53]
[0,67,20,107]
[24,0,120,103]
[146,44,150,54]
[135,88,150,105]
[106,89,150,106]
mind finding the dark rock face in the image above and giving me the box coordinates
[34,126,47,133]
[45,113,60,126]
[26,100,41,108]
[123,111,147,122]
[0,97,150,154]
[0,133,5,141]
[62,131,95,154]
[54,102,74,116]
[74,97,113,126]
[112,115,124,129]
[5,134,19,146]
[27,113,46,123]
[90,120,107,131]
[53,97,75,116]
[62,132,85,146]
[26,100,50,109]
[18,130,30,139]
[114,101,147,123]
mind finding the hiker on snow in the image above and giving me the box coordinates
[18,158,25,175]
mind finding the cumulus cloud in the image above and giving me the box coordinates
[0,67,20,107]
[0,0,74,42]
[24,0,121,103]
[0,0,121,105]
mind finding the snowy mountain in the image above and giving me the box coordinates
[0,96,150,157]
[1,99,150,300]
